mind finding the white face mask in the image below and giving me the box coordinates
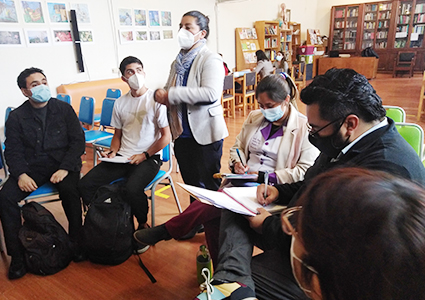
[276,55,283,61]
[178,28,202,50]
[127,73,145,90]
[290,235,315,297]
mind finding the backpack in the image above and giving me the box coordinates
[361,47,379,58]
[19,202,73,275]
[83,183,134,265]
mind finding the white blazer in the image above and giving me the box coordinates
[166,45,229,145]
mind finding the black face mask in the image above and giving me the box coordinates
[308,119,350,158]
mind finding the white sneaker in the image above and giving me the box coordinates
[136,244,150,254]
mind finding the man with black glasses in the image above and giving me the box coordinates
[199,68,425,300]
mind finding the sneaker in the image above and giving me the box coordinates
[136,244,150,254]
[134,224,172,246]
[195,274,256,300]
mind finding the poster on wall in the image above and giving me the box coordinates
[148,10,159,27]
[79,30,93,42]
[25,29,50,46]
[0,0,18,23]
[161,11,171,26]
[70,3,90,23]
[163,30,173,40]
[135,30,147,41]
[119,29,133,44]
[0,29,23,46]
[21,1,44,23]
[149,30,160,41]
[134,9,146,26]
[52,29,72,43]
[47,2,68,23]
[118,8,132,26]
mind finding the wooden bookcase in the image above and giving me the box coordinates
[254,20,280,61]
[289,22,301,61]
[330,4,361,52]
[280,28,293,69]
[235,27,261,71]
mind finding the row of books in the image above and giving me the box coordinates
[264,26,278,35]
[400,3,412,15]
[364,21,376,29]
[398,15,411,24]
[364,12,376,21]
[378,11,391,19]
[264,37,278,48]
[379,3,392,11]
[335,8,345,18]
[365,4,378,12]
[414,13,425,24]
[237,28,258,40]
[416,4,425,14]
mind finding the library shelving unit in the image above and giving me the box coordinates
[375,2,392,49]
[280,28,293,68]
[254,20,280,61]
[235,27,261,71]
[395,1,413,48]
[289,22,301,61]
[330,4,361,53]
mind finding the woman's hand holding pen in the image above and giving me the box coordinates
[101,150,116,158]
[257,184,279,206]
[234,162,250,174]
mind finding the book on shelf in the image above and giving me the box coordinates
[177,183,286,216]
[243,52,256,64]
[250,42,257,50]
[252,28,257,39]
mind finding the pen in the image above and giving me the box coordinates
[263,171,269,206]
[107,150,113,156]
[236,148,245,167]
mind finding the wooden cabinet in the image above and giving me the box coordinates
[280,28,293,69]
[254,20,280,61]
[289,22,301,61]
[235,28,260,71]
[330,5,361,52]
[362,2,393,49]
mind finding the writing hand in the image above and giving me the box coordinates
[245,207,272,234]
[18,173,38,192]
[129,153,145,165]
[50,169,69,184]
[101,150,116,158]
[234,162,250,174]
[257,184,279,206]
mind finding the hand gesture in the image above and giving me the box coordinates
[18,173,38,192]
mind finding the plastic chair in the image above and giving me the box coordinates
[78,96,95,130]
[235,71,257,116]
[384,105,406,123]
[395,122,424,159]
[57,93,71,105]
[221,74,235,118]
[393,51,416,78]
[94,89,122,124]
[417,71,425,121]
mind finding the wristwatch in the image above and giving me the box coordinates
[144,151,150,159]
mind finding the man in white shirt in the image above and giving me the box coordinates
[79,56,171,252]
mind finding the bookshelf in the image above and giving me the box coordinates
[330,5,361,52]
[395,1,413,48]
[280,28,293,69]
[235,27,261,71]
[290,22,301,61]
[254,20,280,61]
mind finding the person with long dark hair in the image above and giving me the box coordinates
[253,50,274,80]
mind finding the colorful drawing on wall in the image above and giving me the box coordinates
[134,9,146,26]
[118,8,132,26]
[0,0,18,23]
[25,29,49,45]
[149,30,160,41]
[163,30,173,40]
[148,10,159,27]
[79,30,93,42]
[135,31,147,41]
[53,29,72,42]
[119,29,133,44]
[161,11,171,26]
[70,3,90,23]
[21,1,44,23]
[47,2,67,23]
[0,30,22,45]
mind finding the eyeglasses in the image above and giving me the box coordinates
[306,117,345,138]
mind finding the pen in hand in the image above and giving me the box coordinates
[263,171,269,207]
[236,148,245,167]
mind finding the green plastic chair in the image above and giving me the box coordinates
[384,105,406,123]
[395,122,424,159]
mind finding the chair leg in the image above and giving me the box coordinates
[168,177,182,213]
[150,186,156,227]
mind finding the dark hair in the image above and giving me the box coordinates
[119,56,143,75]
[300,68,386,123]
[255,74,298,108]
[255,50,269,62]
[17,67,46,89]
[183,11,210,39]
[297,167,425,300]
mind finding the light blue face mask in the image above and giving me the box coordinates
[260,104,285,122]
[30,84,51,103]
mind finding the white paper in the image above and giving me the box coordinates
[396,32,408,38]
[411,32,419,41]
[99,156,131,163]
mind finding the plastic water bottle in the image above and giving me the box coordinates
[196,245,212,285]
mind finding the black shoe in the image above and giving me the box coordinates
[178,224,204,241]
[8,257,27,280]
[133,224,171,246]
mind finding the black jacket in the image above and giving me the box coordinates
[5,98,85,179]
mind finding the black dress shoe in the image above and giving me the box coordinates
[8,257,27,280]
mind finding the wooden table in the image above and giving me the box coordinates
[316,57,379,79]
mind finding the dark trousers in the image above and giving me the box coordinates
[78,155,161,225]
[0,168,82,258]
[174,138,223,200]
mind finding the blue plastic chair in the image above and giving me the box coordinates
[78,96,95,131]
[94,89,121,124]
[57,93,71,105]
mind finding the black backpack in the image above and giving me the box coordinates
[361,47,379,58]
[19,202,73,275]
[83,183,134,265]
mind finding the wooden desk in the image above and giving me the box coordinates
[317,57,379,79]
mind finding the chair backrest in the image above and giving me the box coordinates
[79,96,95,126]
[4,106,14,136]
[245,71,256,87]
[395,122,424,158]
[57,93,71,105]
[398,51,415,63]
[106,88,121,99]
[384,105,406,123]
[223,74,234,91]
[161,144,171,163]
[100,98,116,128]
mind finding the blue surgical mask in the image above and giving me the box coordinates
[261,104,285,122]
[30,84,51,103]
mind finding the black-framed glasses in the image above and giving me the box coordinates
[306,117,345,138]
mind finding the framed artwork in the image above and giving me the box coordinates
[0,0,18,23]
[79,30,93,42]
[70,3,90,23]
[119,29,133,44]
[148,10,159,27]
[52,29,72,43]
[21,1,44,23]
[118,8,132,26]
[163,30,173,40]
[0,29,23,46]
[161,11,171,26]
[47,2,68,23]
[149,30,160,41]
[25,29,50,46]
[134,9,146,26]
[134,30,147,41]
